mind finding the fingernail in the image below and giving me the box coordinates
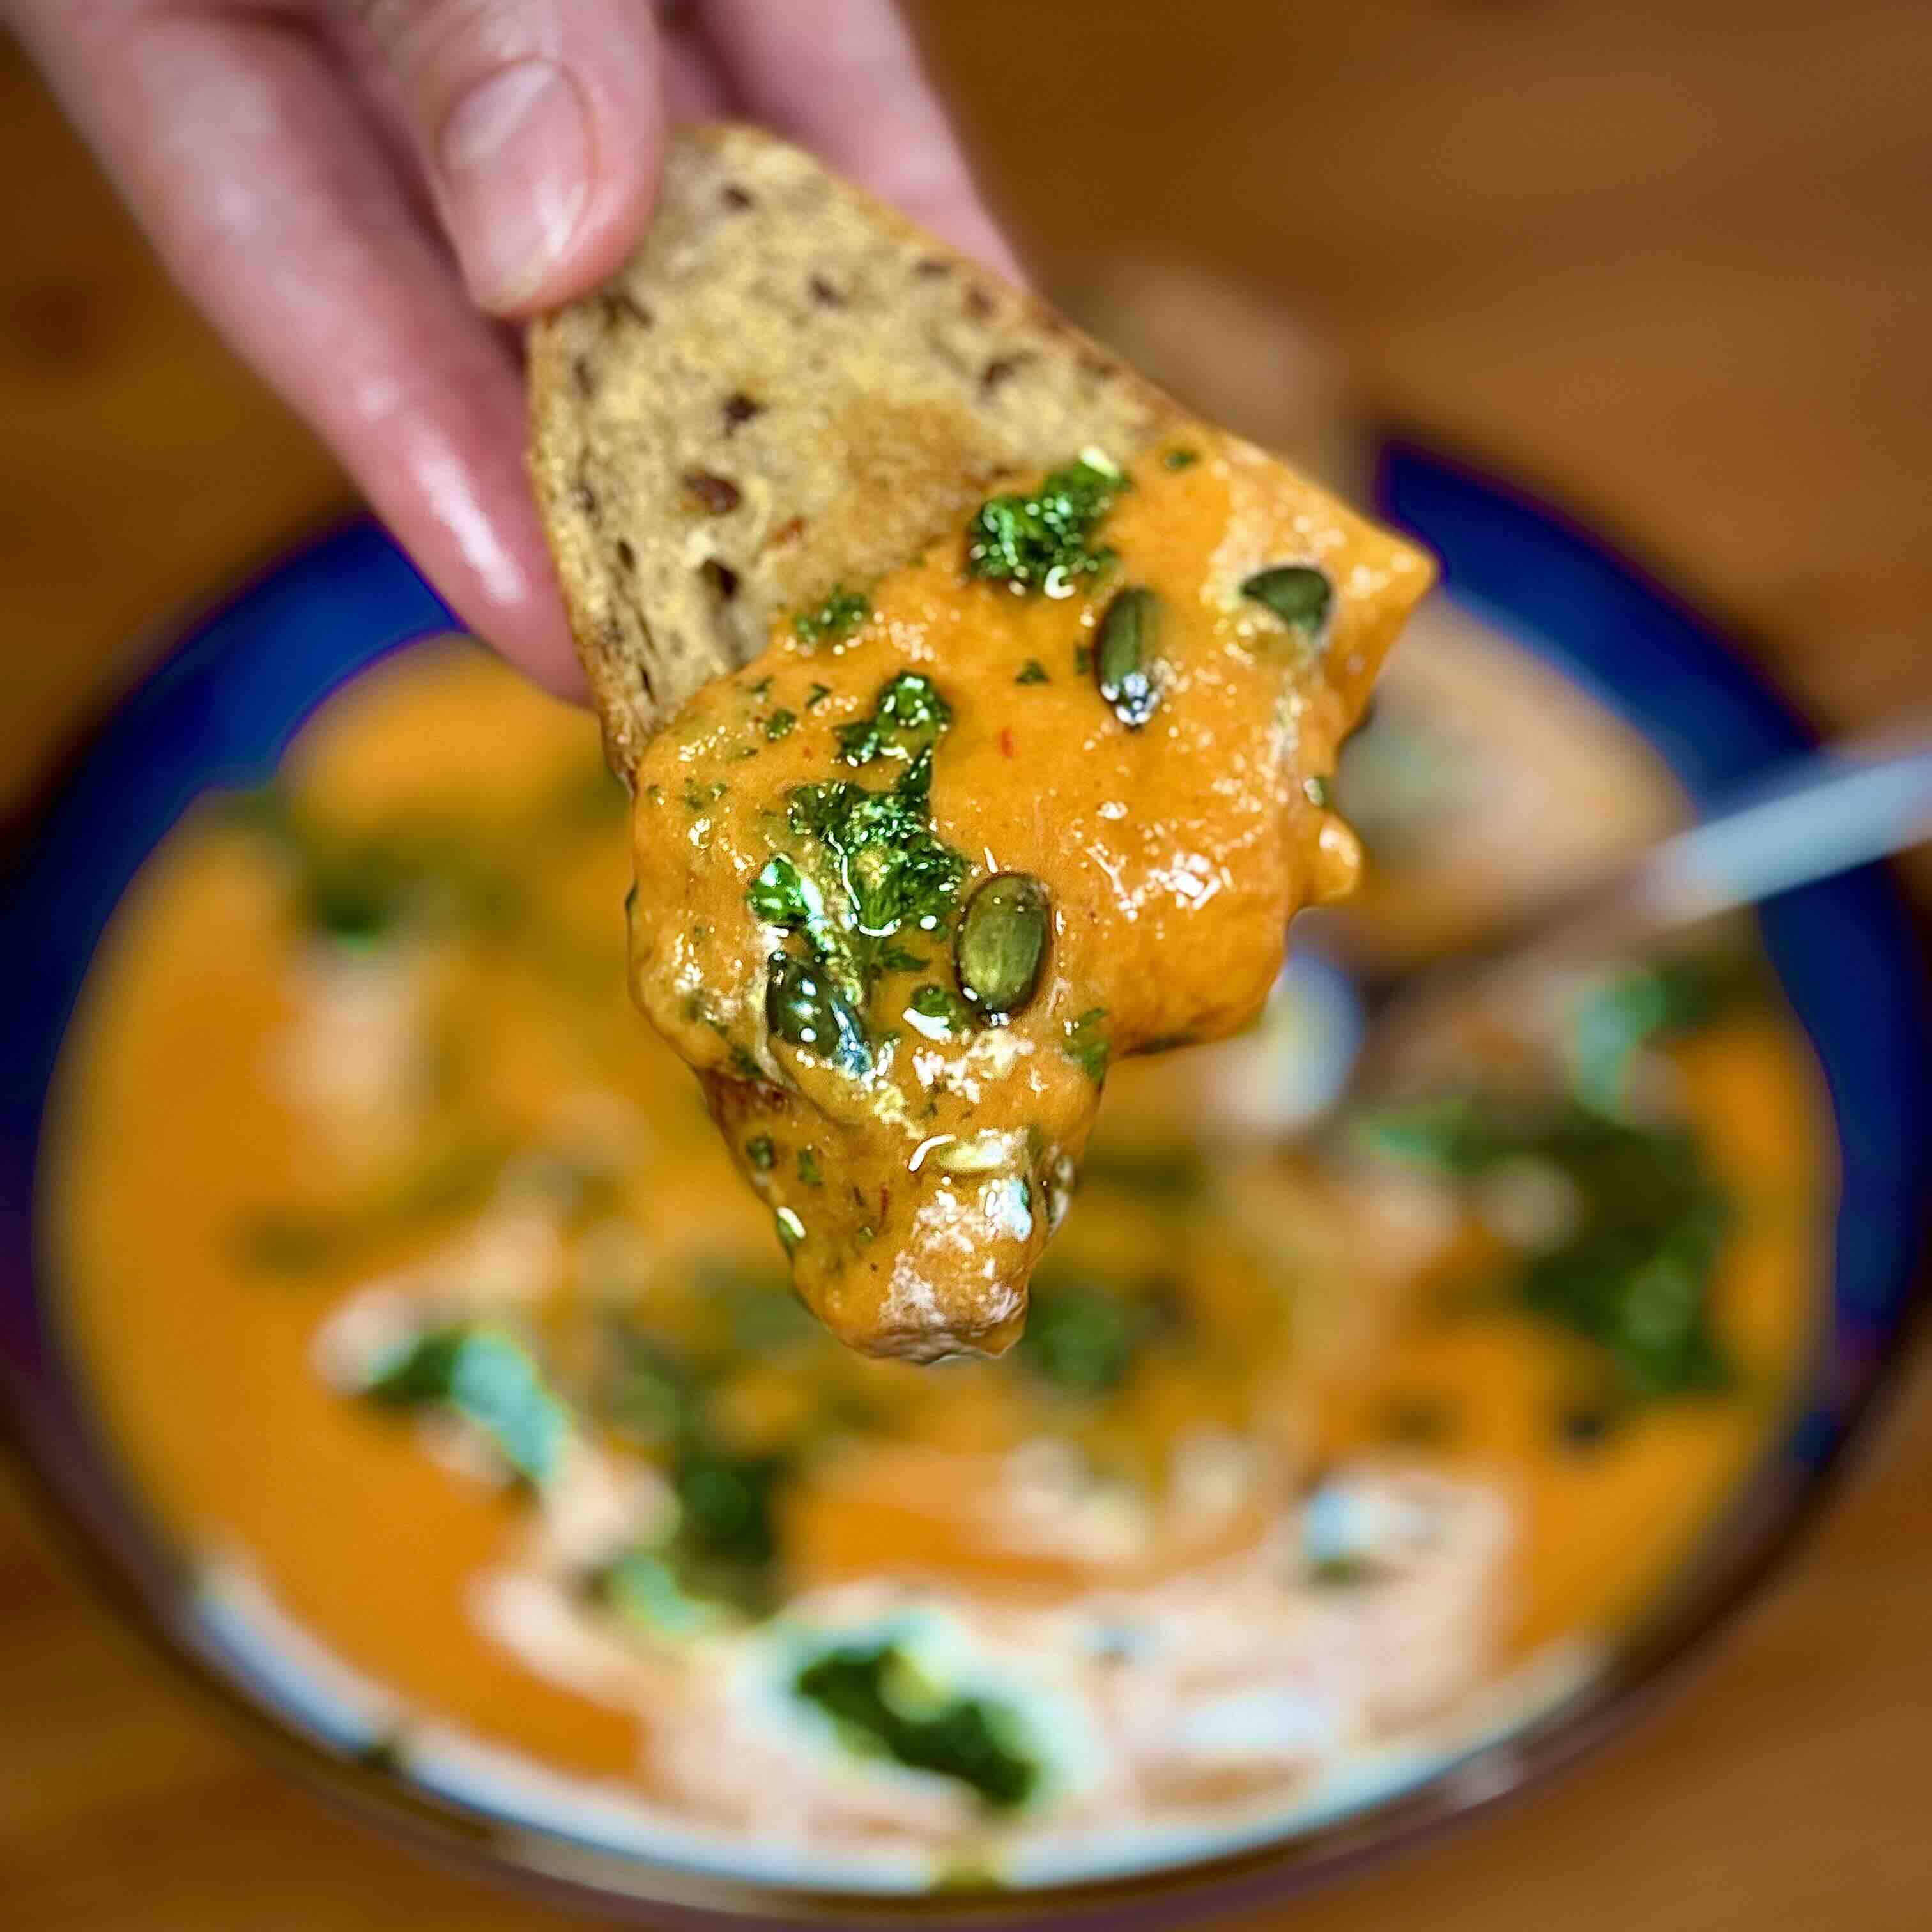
[438,60,590,312]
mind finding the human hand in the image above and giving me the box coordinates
[8,1,1018,698]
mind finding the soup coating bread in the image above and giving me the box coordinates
[530,125,1434,1358]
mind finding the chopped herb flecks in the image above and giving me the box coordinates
[743,672,971,1086]
[1568,954,1759,1114]
[795,1640,1039,1809]
[222,785,520,947]
[788,760,965,949]
[746,1133,776,1172]
[364,1324,569,1484]
[238,1138,506,1274]
[793,585,870,647]
[765,709,797,740]
[592,1545,737,1636]
[1353,1093,1736,1406]
[797,1146,823,1188]
[1019,1270,1174,1396]
[1015,659,1050,686]
[587,1305,811,1627]
[747,696,969,1089]
[835,671,953,768]
[965,452,1125,593]
[906,981,976,1040]
[1162,446,1200,471]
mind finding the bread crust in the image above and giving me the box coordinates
[528,122,1181,781]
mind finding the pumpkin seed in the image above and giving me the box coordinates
[1093,586,1163,728]
[1240,564,1331,638]
[953,873,1050,1020]
[765,951,871,1075]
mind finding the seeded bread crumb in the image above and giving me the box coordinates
[528,121,1181,781]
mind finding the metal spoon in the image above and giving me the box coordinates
[1222,724,1932,1132]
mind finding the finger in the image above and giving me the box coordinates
[334,0,665,315]
[694,0,1023,283]
[17,3,584,694]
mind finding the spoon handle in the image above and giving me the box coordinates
[1438,723,1932,983]
[1633,730,1932,930]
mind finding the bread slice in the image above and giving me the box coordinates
[528,121,1183,781]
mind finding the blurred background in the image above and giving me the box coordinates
[2,2,1928,1927]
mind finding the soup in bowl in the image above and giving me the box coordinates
[40,600,1831,1898]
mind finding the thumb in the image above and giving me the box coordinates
[346,0,665,316]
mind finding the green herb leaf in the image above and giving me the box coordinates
[238,1138,505,1275]
[1017,1273,1162,1396]
[786,769,967,960]
[1015,659,1051,686]
[224,786,521,946]
[747,683,969,1068]
[795,1641,1039,1809]
[965,454,1125,592]
[1568,953,1760,1114]
[1012,1259,1174,1399]
[364,1324,569,1483]
[592,1546,739,1636]
[672,1439,789,1571]
[907,981,976,1040]
[1310,1554,1372,1586]
[591,1432,793,1627]
[835,671,954,768]
[792,585,870,646]
[1353,1094,1736,1403]
[601,1326,701,1450]
[1078,1142,1208,1205]
[747,852,815,928]
[765,709,797,741]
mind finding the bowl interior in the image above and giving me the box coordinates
[2,448,1926,1926]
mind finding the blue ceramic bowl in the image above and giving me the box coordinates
[2,445,1926,1926]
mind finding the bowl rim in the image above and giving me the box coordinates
[1,437,1926,1928]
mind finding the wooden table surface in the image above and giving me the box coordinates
[3,4,1928,1925]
